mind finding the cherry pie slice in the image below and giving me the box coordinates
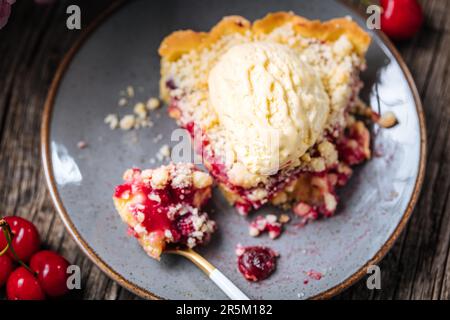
[113,163,216,259]
[158,12,372,218]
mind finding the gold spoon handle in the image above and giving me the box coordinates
[167,248,250,300]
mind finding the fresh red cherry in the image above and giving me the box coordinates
[0,216,41,262]
[380,0,424,40]
[6,266,45,300]
[0,254,14,287]
[30,250,70,297]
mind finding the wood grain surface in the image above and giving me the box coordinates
[0,0,448,300]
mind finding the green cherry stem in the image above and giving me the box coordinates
[0,218,9,256]
[0,218,36,275]
[360,0,375,6]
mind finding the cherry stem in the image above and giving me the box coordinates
[0,218,36,275]
[360,0,376,7]
[0,219,9,256]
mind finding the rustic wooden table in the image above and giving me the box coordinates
[0,0,448,300]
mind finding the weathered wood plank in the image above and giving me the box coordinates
[338,0,450,300]
[0,0,121,300]
[392,0,450,300]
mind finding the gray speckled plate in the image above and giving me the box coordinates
[41,0,426,300]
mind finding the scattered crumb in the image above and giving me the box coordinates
[248,213,291,239]
[133,102,147,119]
[104,114,119,129]
[139,118,154,128]
[147,97,161,110]
[306,270,323,281]
[118,97,127,107]
[279,214,290,224]
[156,144,171,161]
[378,111,398,128]
[105,87,162,131]
[249,214,282,239]
[126,86,135,98]
[119,115,136,130]
[77,140,88,149]
[160,144,171,157]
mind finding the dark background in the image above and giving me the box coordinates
[0,0,449,299]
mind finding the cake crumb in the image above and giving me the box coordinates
[156,145,171,161]
[147,97,161,110]
[105,86,159,131]
[133,102,147,119]
[126,86,135,98]
[248,214,283,239]
[104,114,119,130]
[151,167,170,189]
[119,115,136,130]
[77,140,88,149]
[118,97,127,107]
[139,118,154,128]
[278,214,290,224]
[192,171,213,189]
[378,111,398,128]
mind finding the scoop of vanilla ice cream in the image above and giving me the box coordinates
[208,41,330,176]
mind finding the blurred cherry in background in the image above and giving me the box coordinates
[379,0,424,40]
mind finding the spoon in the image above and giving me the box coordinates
[165,247,250,300]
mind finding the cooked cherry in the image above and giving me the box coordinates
[237,246,277,282]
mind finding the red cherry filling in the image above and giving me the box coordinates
[30,250,70,298]
[116,178,211,244]
[0,216,40,262]
[114,183,132,199]
[0,254,14,287]
[236,246,278,282]
[127,187,172,235]
[337,121,370,166]
[167,88,371,222]
[6,267,45,300]
[113,164,216,258]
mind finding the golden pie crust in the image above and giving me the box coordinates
[159,11,371,61]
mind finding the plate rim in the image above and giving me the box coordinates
[40,0,427,300]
